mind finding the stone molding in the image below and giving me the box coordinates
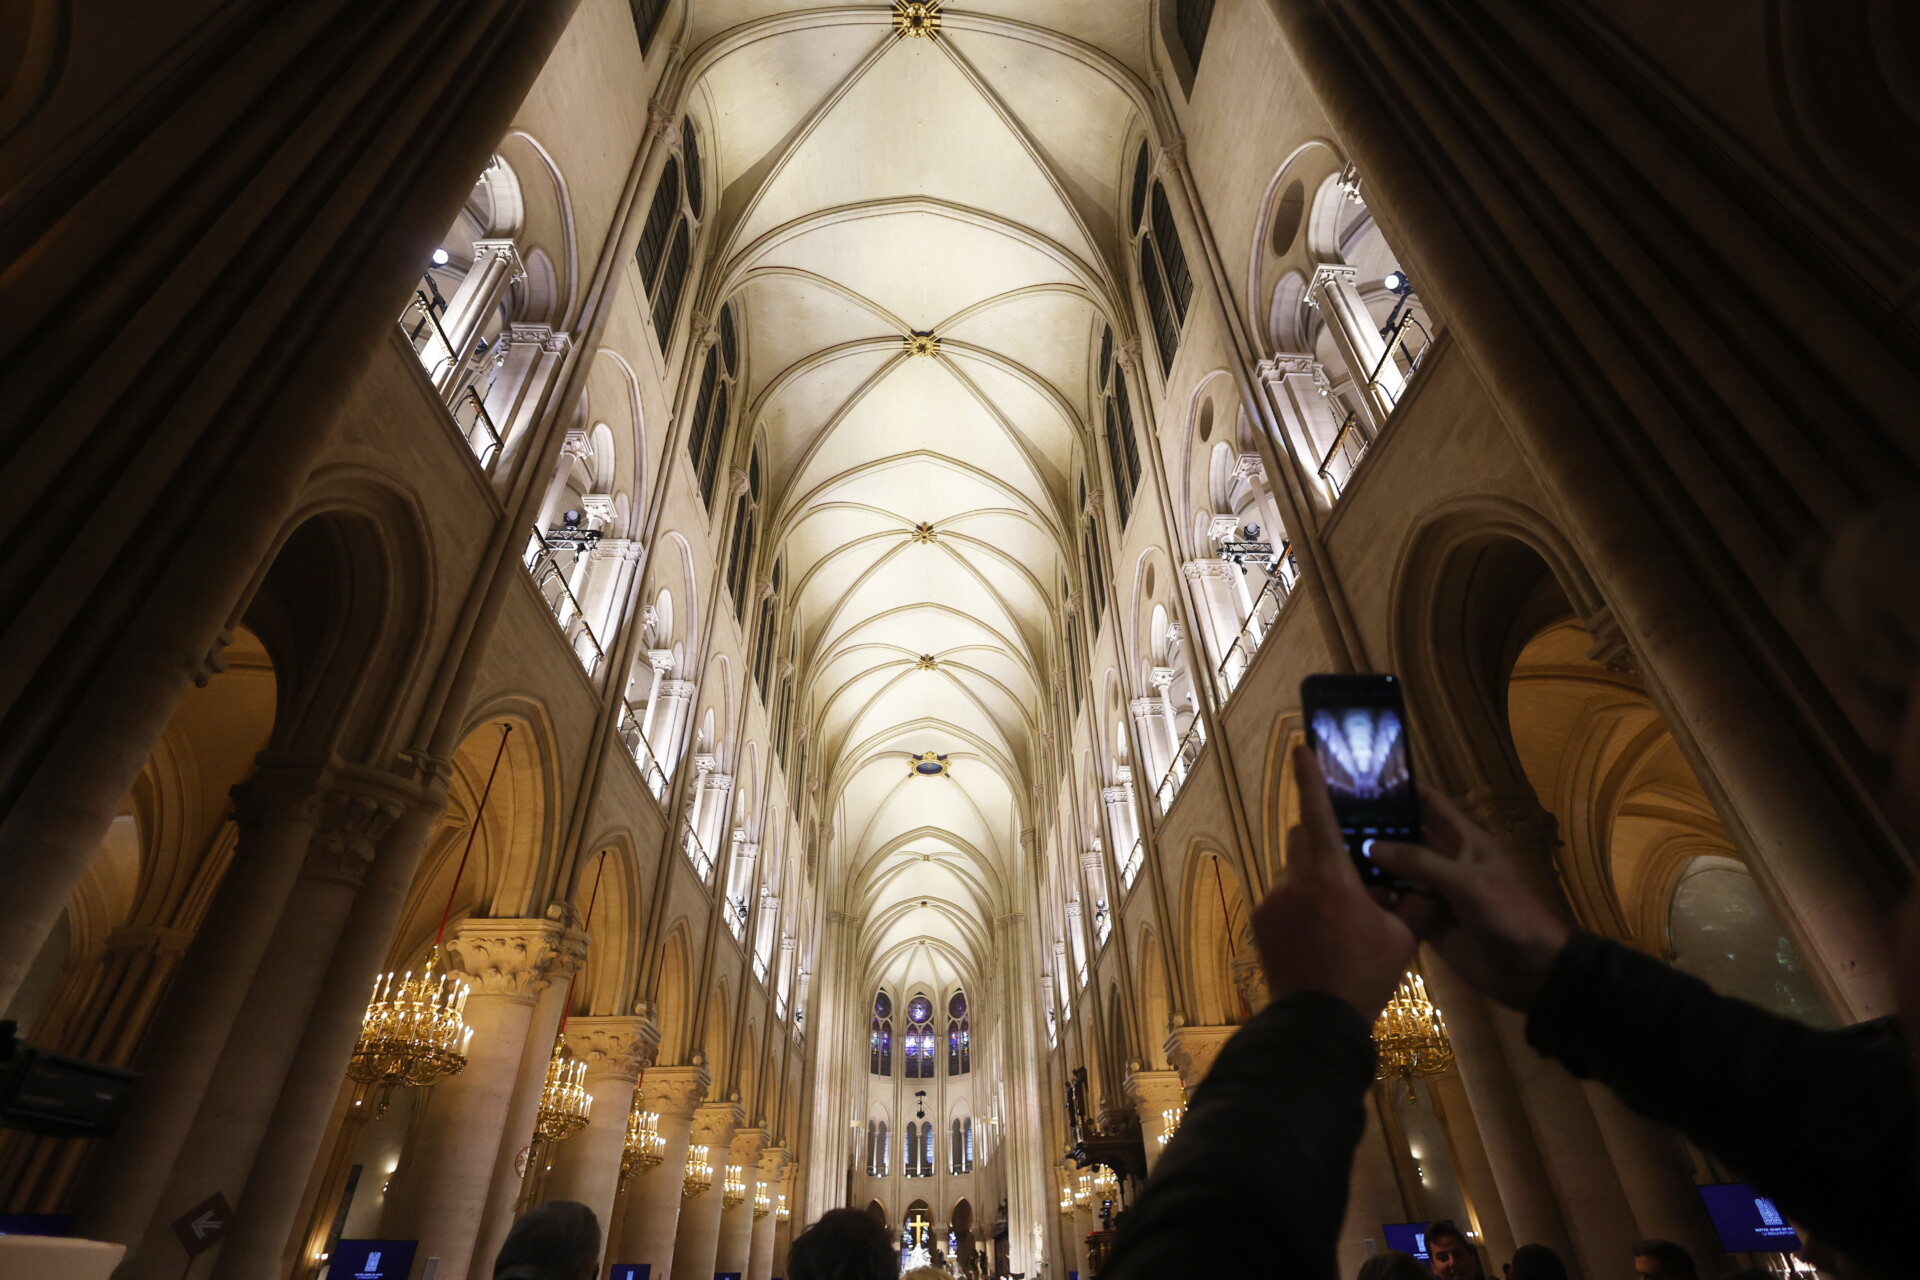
[757,1146,790,1180]
[1236,453,1268,483]
[1305,263,1358,308]
[639,1063,710,1116]
[1257,353,1320,380]
[301,782,408,887]
[1122,1068,1187,1117]
[728,1126,769,1167]
[1183,557,1231,581]
[691,1100,746,1145]
[1163,1024,1237,1089]
[444,919,587,1001]
[564,1015,658,1080]
[1129,696,1167,719]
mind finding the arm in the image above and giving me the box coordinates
[1528,932,1917,1271]
[1101,992,1376,1280]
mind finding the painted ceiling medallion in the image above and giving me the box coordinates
[910,751,951,778]
[903,330,941,357]
[910,522,938,544]
[914,654,939,671]
[892,1,941,39]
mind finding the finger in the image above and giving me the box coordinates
[1370,840,1475,899]
[1389,888,1448,941]
[1288,744,1350,879]
[1414,782,1476,857]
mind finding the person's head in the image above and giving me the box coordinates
[789,1208,896,1280]
[1633,1240,1697,1280]
[1358,1250,1431,1280]
[903,1269,949,1280]
[492,1200,601,1280]
[1427,1223,1482,1280]
[1508,1244,1568,1280]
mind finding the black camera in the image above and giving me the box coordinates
[0,1021,137,1138]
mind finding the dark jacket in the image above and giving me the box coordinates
[1528,931,1918,1277]
[1100,991,1376,1280]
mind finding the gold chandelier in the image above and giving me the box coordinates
[1091,1166,1118,1204]
[534,1037,592,1142]
[722,1163,747,1210]
[684,1144,713,1199]
[1157,1104,1185,1147]
[776,1192,791,1223]
[346,960,472,1091]
[1374,971,1453,1099]
[1057,1183,1075,1217]
[621,1093,665,1180]
[753,1188,773,1220]
[348,724,511,1099]
[1072,1168,1092,1210]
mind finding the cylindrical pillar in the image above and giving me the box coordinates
[613,1067,708,1277]
[378,920,582,1280]
[672,1103,743,1280]
[545,1019,654,1257]
[715,1128,768,1277]
[1339,1096,1410,1279]
[745,1153,787,1280]
[433,239,524,395]
[75,767,331,1247]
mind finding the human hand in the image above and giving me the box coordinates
[1368,786,1571,1011]
[1253,746,1427,1020]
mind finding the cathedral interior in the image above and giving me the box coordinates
[1,2,1915,1279]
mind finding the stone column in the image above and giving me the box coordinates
[121,775,411,1280]
[0,0,586,1016]
[546,1018,657,1253]
[994,908,1050,1279]
[672,1101,744,1280]
[485,324,574,477]
[613,1066,708,1276]
[432,238,526,395]
[534,428,595,534]
[1182,558,1244,687]
[1582,1083,1723,1269]
[653,681,698,780]
[1128,698,1172,798]
[1305,263,1402,428]
[635,651,676,750]
[75,765,334,1248]
[1419,959,1576,1268]
[1121,1070,1186,1174]
[1340,1094,1412,1279]
[1255,355,1345,506]
[1101,779,1141,890]
[716,1127,769,1277]
[208,779,451,1280]
[378,919,584,1280]
[746,1150,788,1280]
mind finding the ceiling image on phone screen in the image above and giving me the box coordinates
[1313,708,1410,800]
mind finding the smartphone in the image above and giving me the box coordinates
[1300,673,1420,888]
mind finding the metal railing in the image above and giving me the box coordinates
[681,819,714,880]
[453,387,503,473]
[1216,546,1300,695]
[1371,309,1432,388]
[1317,410,1372,499]
[616,700,670,799]
[400,287,456,367]
[1154,719,1208,813]
[524,528,606,677]
[1119,838,1145,889]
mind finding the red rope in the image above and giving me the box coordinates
[433,723,513,947]
[557,850,609,1035]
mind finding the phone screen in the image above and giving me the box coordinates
[1301,674,1419,885]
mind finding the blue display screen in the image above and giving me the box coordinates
[329,1239,418,1280]
[0,1214,72,1236]
[1381,1223,1430,1261]
[609,1266,651,1280]
[1697,1184,1802,1253]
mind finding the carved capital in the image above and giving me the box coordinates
[444,919,588,1001]
[1183,557,1231,582]
[691,1099,746,1145]
[1101,785,1131,806]
[756,574,777,602]
[1117,337,1144,374]
[559,428,593,461]
[1156,138,1188,177]
[1236,454,1268,484]
[580,493,616,528]
[661,678,696,699]
[1461,790,1563,860]
[1082,488,1105,519]
[565,1015,657,1080]
[1129,696,1167,720]
[1063,591,1083,618]
[729,466,752,497]
[473,238,527,283]
[1305,263,1358,309]
[1123,1068,1188,1117]
[729,1125,770,1167]
[1163,1024,1236,1090]
[757,1146,791,1180]
[1148,666,1176,691]
[647,99,676,141]
[1257,353,1321,381]
[301,780,408,887]
[1581,604,1640,675]
[640,1063,711,1116]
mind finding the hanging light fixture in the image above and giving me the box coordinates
[753,1188,773,1220]
[348,724,513,1101]
[776,1192,791,1223]
[534,1037,592,1141]
[1373,971,1453,1100]
[1158,1104,1185,1147]
[1072,1168,1092,1210]
[683,1145,714,1199]
[722,1164,747,1210]
[1091,1166,1119,1204]
[621,1086,665,1181]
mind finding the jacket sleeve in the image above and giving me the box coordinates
[1526,931,1917,1272]
[1100,991,1376,1280]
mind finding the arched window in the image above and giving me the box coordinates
[635,121,704,349]
[725,450,762,623]
[870,991,893,1076]
[903,1121,918,1177]
[1095,326,1143,526]
[866,1118,889,1176]
[753,559,783,695]
[947,990,970,1075]
[1129,143,1194,375]
[629,0,669,53]
[904,995,935,1079]
[1175,0,1215,69]
[922,1123,935,1177]
[685,304,739,510]
[949,1117,974,1173]
[1079,477,1108,637]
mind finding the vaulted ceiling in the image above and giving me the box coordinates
[689,3,1155,997]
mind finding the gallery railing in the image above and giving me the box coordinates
[524,528,606,678]
[1216,545,1299,695]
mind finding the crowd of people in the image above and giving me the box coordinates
[485,510,1920,1280]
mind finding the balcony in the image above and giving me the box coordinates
[1216,544,1299,695]
[1118,838,1144,890]
[1321,311,1433,500]
[681,819,714,880]
[400,288,503,476]
[1154,719,1207,813]
[524,527,606,678]
[615,701,670,800]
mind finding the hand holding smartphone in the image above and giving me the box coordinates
[1300,673,1420,889]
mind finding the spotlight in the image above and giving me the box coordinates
[432,248,451,266]
[1383,270,1411,294]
